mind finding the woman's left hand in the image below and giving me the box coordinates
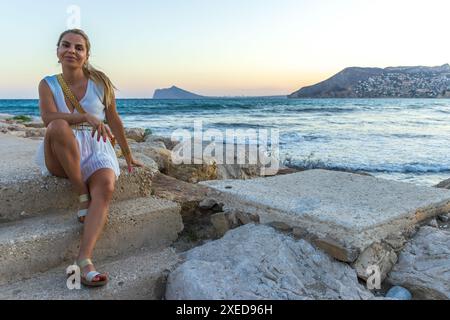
[124,153,144,173]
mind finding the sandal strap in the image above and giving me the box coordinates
[79,194,90,203]
[86,271,101,282]
[77,209,88,218]
[77,258,93,269]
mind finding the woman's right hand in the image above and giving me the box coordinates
[84,113,114,143]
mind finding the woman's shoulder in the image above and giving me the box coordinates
[39,75,58,87]
[41,74,58,81]
[39,75,57,91]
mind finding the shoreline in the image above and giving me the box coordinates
[1,113,449,187]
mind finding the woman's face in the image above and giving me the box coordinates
[57,33,89,69]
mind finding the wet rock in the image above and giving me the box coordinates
[435,178,450,189]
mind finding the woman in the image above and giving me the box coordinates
[35,29,143,287]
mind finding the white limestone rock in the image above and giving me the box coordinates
[387,227,450,300]
[166,224,374,300]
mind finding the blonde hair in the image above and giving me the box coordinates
[57,29,116,109]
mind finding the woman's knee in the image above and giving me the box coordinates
[92,179,115,201]
[46,119,72,138]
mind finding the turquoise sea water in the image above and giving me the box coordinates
[1,98,450,186]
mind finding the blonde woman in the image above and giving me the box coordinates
[35,29,143,287]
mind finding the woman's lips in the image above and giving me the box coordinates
[65,56,76,61]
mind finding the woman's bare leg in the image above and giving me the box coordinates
[77,168,115,281]
[44,120,89,202]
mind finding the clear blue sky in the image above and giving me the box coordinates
[1,0,449,98]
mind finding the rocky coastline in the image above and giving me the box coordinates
[1,114,449,300]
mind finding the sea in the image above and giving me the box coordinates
[1,98,450,187]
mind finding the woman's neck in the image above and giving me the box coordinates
[61,67,86,85]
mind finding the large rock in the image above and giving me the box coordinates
[353,242,398,282]
[166,224,374,300]
[133,143,218,184]
[201,169,450,279]
[387,227,450,300]
[132,152,159,172]
[213,142,279,179]
[24,121,45,129]
[25,128,46,138]
[145,135,178,150]
[167,158,218,183]
[435,178,450,189]
[151,172,211,221]
[130,140,172,173]
[125,128,146,142]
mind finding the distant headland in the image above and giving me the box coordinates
[289,64,450,99]
[152,86,286,100]
[152,64,450,99]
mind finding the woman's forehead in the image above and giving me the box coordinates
[61,33,86,46]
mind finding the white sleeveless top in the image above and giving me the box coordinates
[34,75,121,182]
[43,75,106,119]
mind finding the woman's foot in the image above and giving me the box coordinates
[77,258,108,287]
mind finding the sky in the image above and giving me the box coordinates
[0,0,449,98]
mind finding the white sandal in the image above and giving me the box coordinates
[76,258,108,287]
[77,194,90,223]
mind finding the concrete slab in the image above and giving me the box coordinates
[0,247,180,300]
[0,134,155,222]
[201,170,450,260]
[0,197,183,285]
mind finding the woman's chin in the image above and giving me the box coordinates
[62,62,81,69]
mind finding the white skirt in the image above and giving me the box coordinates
[35,129,121,182]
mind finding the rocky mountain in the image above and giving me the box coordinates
[153,86,289,99]
[289,64,450,98]
[153,86,207,99]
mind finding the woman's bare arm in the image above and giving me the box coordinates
[105,95,129,153]
[38,79,86,127]
[105,92,144,172]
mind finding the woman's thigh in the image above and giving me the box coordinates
[44,131,68,178]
